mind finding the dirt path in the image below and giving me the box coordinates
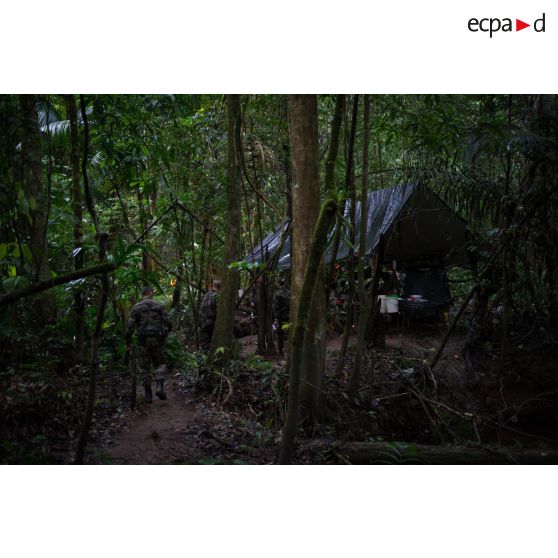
[96,381,198,464]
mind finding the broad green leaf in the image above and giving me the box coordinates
[2,276,29,291]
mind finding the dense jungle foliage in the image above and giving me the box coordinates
[1,94,557,464]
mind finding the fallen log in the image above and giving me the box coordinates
[334,441,558,464]
[0,262,116,306]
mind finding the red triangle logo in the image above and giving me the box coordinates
[516,19,530,31]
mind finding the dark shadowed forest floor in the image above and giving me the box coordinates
[5,323,554,465]
[89,330,479,465]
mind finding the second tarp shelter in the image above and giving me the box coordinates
[244,183,470,269]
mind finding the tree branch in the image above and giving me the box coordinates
[0,263,116,306]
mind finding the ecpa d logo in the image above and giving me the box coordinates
[468,13,546,37]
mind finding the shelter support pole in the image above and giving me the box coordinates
[365,234,386,344]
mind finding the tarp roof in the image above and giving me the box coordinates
[244,184,469,270]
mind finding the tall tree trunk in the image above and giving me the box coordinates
[65,95,86,355]
[279,194,338,464]
[74,234,109,464]
[19,95,54,323]
[171,279,182,309]
[322,93,346,295]
[136,187,152,273]
[195,224,208,349]
[499,95,513,371]
[286,95,326,425]
[349,95,371,397]
[255,268,277,356]
[75,95,110,464]
[323,95,346,196]
[335,95,359,377]
[210,95,242,361]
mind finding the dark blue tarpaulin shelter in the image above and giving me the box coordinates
[244,184,469,270]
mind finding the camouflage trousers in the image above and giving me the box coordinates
[274,319,289,354]
[199,323,214,351]
[135,336,167,385]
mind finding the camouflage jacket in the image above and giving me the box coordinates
[273,287,290,322]
[125,298,172,342]
[200,289,219,328]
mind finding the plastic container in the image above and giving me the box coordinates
[378,295,387,314]
[378,295,398,314]
[385,295,399,314]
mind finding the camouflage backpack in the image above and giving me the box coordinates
[131,299,171,339]
[200,290,218,328]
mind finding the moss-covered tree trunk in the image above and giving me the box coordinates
[286,95,326,425]
[279,197,337,464]
[19,95,54,324]
[279,95,347,463]
[210,95,242,361]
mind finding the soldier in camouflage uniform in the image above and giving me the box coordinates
[273,278,290,356]
[199,278,221,351]
[125,286,173,403]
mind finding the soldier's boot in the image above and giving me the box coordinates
[155,380,167,400]
[143,384,153,404]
